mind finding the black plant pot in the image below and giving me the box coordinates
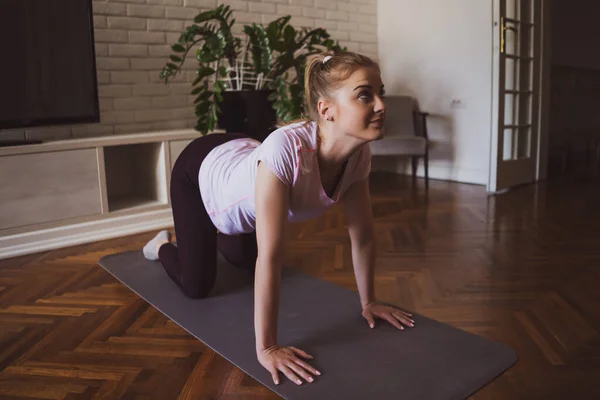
[217,90,278,142]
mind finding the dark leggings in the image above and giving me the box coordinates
[158,133,258,299]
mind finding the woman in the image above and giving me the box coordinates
[142,50,415,386]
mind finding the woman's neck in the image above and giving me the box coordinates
[316,123,362,170]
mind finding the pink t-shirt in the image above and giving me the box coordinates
[198,120,371,235]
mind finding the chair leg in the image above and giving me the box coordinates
[411,156,418,186]
[424,152,429,190]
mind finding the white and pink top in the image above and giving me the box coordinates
[198,120,372,235]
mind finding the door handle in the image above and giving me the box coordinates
[501,17,518,54]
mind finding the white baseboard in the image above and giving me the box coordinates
[0,209,174,259]
[371,157,487,185]
[419,164,488,185]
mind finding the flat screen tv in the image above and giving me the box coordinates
[0,0,100,139]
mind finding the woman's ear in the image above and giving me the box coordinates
[317,99,334,122]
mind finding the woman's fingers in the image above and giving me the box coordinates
[281,348,321,385]
[364,311,376,328]
[270,368,280,385]
[383,313,405,330]
[292,357,321,377]
[393,310,415,327]
[280,364,303,385]
[290,346,313,359]
[397,310,415,321]
[287,359,315,383]
[288,348,320,383]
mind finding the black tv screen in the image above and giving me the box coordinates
[0,0,100,130]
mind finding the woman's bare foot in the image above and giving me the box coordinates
[143,230,172,260]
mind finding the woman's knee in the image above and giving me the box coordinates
[180,276,214,299]
[181,284,212,299]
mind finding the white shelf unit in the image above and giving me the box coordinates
[0,129,223,259]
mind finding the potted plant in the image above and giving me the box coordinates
[159,5,345,141]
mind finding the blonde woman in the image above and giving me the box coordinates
[143,51,415,386]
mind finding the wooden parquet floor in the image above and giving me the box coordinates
[1,171,599,399]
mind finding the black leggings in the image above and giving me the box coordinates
[158,133,258,299]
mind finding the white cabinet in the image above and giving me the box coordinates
[0,129,222,258]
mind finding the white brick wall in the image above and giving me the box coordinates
[20,0,378,140]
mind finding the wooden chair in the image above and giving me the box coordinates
[369,95,430,189]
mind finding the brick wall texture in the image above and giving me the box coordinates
[18,0,378,141]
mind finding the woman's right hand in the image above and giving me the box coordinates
[257,344,321,385]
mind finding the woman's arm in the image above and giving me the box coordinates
[343,177,416,331]
[252,141,319,386]
[343,177,377,308]
[254,160,290,352]
[254,161,319,385]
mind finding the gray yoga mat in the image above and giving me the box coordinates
[98,250,518,400]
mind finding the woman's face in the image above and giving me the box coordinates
[326,66,387,142]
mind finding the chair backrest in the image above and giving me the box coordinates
[383,95,418,137]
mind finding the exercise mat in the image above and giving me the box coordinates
[98,250,517,400]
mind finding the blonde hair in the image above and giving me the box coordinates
[277,50,380,127]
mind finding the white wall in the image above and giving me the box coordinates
[376,0,493,185]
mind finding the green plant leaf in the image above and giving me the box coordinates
[196,47,217,63]
[257,26,272,73]
[171,43,186,52]
[283,25,296,47]
[194,89,212,103]
[265,15,290,52]
[195,101,210,116]
[192,75,202,86]
[267,15,290,37]
[194,8,219,24]
[195,66,216,80]
[243,24,261,75]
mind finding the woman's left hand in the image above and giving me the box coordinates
[362,302,415,330]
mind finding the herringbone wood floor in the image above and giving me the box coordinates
[1,171,599,399]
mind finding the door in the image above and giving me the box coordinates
[488,0,543,193]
